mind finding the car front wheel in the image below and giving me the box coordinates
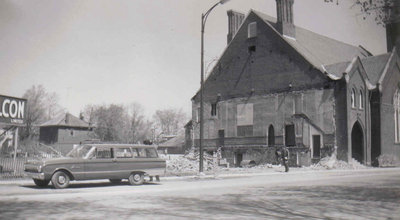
[33,179,50,187]
[128,173,144,185]
[51,171,70,189]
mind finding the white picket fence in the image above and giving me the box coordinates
[0,157,27,178]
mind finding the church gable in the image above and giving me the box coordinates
[379,50,400,105]
[195,11,330,103]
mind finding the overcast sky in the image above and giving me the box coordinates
[0,0,386,118]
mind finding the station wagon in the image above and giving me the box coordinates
[24,144,166,189]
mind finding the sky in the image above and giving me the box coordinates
[0,0,386,118]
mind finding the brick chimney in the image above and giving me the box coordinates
[227,10,245,44]
[386,22,400,52]
[385,0,400,53]
[276,0,295,38]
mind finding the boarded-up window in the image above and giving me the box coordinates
[237,125,253,136]
[237,103,253,126]
[248,22,257,38]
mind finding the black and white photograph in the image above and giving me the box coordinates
[0,0,399,219]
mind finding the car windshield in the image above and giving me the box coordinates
[66,145,95,158]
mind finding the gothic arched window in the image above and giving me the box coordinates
[394,90,400,143]
[359,90,364,109]
[351,89,356,108]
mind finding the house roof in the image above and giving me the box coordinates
[159,134,185,148]
[324,52,392,85]
[40,113,90,128]
[324,61,351,79]
[361,53,391,84]
[253,10,368,68]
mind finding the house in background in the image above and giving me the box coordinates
[189,0,400,167]
[158,134,186,154]
[39,113,94,155]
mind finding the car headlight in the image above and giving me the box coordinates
[37,165,42,173]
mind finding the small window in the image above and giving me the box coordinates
[137,148,147,157]
[359,90,364,109]
[248,45,256,53]
[145,148,158,158]
[394,89,400,143]
[115,148,133,158]
[351,89,356,108]
[196,107,200,123]
[211,103,217,116]
[248,22,257,38]
[96,147,112,159]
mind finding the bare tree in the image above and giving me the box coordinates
[21,85,64,139]
[152,108,188,139]
[126,102,152,144]
[325,0,399,25]
[84,103,152,144]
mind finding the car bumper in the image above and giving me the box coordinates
[25,172,46,180]
[144,168,166,177]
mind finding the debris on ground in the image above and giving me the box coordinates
[165,150,216,176]
[311,154,366,170]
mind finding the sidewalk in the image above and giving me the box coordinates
[2,166,398,186]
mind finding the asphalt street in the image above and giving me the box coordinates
[0,168,399,219]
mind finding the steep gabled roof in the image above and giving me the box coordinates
[40,113,90,128]
[253,10,368,68]
[361,53,391,84]
[324,52,392,86]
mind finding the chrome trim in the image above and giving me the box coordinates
[26,172,45,180]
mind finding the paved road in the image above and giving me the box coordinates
[0,168,399,219]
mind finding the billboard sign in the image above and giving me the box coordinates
[0,95,27,125]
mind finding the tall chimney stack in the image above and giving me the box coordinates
[227,10,245,44]
[386,0,400,53]
[276,0,295,38]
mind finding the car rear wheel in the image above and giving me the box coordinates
[128,173,144,185]
[109,179,122,184]
[51,171,70,189]
[33,179,50,187]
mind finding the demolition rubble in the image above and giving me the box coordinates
[165,151,367,176]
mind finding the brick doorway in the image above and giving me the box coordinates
[351,121,364,164]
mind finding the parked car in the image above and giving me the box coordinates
[24,144,166,189]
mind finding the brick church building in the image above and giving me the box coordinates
[190,0,400,167]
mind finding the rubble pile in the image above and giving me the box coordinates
[311,154,366,170]
[166,151,216,175]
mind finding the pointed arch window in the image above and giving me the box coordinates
[359,90,364,109]
[394,90,400,143]
[351,89,356,108]
[268,125,275,147]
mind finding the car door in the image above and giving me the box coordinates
[113,147,136,178]
[84,146,115,179]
